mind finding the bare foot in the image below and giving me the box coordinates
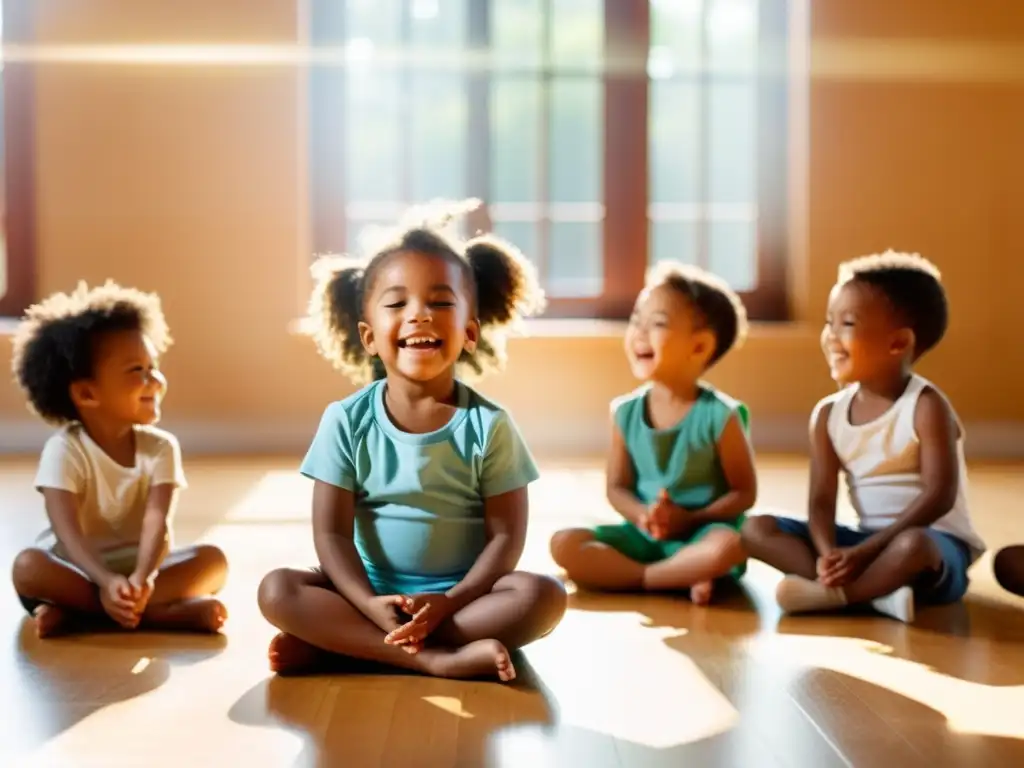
[268,632,325,675]
[690,580,714,606]
[33,604,70,638]
[426,639,516,682]
[143,597,228,633]
[194,598,228,632]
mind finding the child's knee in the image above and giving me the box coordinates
[11,548,51,594]
[722,531,747,564]
[257,568,297,621]
[530,573,568,617]
[888,528,939,569]
[549,528,594,566]
[191,544,229,577]
[705,529,746,566]
[510,572,568,631]
[740,515,778,546]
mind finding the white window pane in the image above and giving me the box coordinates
[649,0,703,77]
[548,221,602,297]
[345,0,401,45]
[707,0,758,75]
[491,219,540,272]
[411,73,467,201]
[549,78,602,203]
[490,78,541,203]
[649,220,699,267]
[410,0,467,48]
[649,81,700,204]
[709,81,756,203]
[551,0,604,70]
[492,0,543,70]
[345,72,401,202]
[708,219,756,290]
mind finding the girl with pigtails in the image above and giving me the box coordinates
[257,200,567,681]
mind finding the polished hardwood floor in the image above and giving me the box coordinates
[1,454,1022,767]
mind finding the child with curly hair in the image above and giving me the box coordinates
[549,262,756,605]
[257,200,567,681]
[741,252,986,623]
[10,282,228,638]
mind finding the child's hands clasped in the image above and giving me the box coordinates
[100,574,141,629]
[641,489,694,541]
[128,571,155,616]
[817,546,873,587]
[362,594,410,635]
[383,593,456,653]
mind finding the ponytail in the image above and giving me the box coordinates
[306,255,379,382]
[465,234,546,329]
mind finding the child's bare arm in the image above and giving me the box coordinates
[311,480,378,610]
[605,418,647,526]
[689,414,757,526]
[808,401,841,557]
[445,486,528,612]
[132,483,176,583]
[856,388,958,558]
[41,488,117,588]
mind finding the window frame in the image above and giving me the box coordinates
[309,0,789,322]
[0,0,36,319]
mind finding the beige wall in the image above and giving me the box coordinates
[2,0,1023,457]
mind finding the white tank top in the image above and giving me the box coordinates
[824,374,985,560]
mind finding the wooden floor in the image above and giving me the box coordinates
[1,455,1023,767]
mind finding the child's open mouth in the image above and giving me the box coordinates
[399,336,443,352]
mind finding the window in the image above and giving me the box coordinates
[310,0,789,320]
[0,0,36,319]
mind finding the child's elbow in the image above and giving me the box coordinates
[928,483,958,517]
[736,487,757,514]
[605,482,626,506]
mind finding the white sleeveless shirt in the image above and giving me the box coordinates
[824,374,985,560]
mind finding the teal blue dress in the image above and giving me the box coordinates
[595,383,751,577]
[300,379,540,595]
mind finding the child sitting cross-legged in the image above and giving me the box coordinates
[10,282,228,638]
[257,201,567,682]
[549,262,756,605]
[741,251,986,623]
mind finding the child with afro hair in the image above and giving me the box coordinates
[10,282,228,637]
[549,261,757,605]
[742,251,986,623]
[258,200,567,682]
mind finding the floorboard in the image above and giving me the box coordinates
[1,454,1022,767]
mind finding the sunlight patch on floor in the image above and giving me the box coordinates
[749,634,1024,739]
[220,471,311,524]
[18,657,306,768]
[526,609,736,749]
[423,695,474,719]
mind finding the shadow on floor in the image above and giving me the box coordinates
[228,653,554,767]
[772,593,1024,685]
[485,665,1024,768]
[566,579,765,638]
[0,621,226,760]
[545,585,1024,766]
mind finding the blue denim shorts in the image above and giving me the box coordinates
[772,517,973,605]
